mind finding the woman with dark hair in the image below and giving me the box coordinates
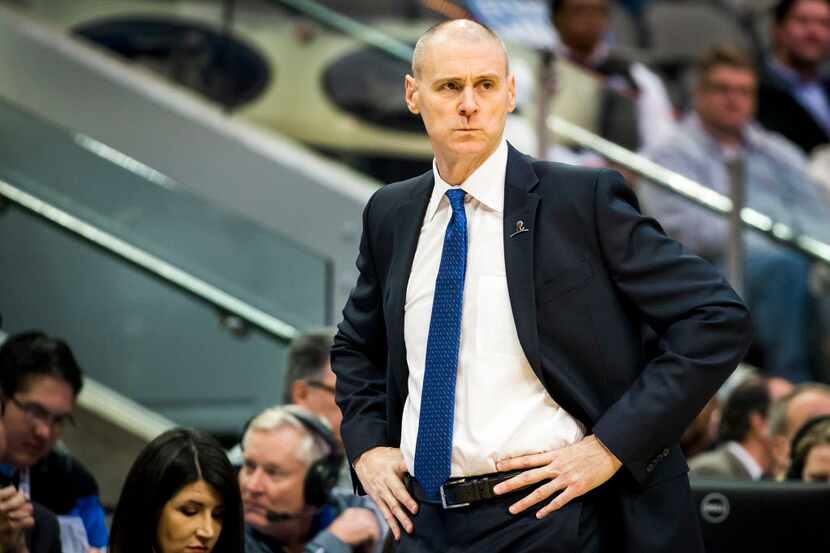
[787,415,830,481]
[110,428,244,553]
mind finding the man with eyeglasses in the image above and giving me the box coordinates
[639,44,830,384]
[0,331,108,553]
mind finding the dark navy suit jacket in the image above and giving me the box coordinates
[332,144,752,552]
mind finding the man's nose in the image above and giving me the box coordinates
[32,419,52,441]
[242,468,265,493]
[458,86,479,116]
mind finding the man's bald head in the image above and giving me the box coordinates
[411,19,509,79]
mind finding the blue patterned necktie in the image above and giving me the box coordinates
[414,187,468,499]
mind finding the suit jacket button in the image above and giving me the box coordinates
[662,448,669,456]
[646,463,655,472]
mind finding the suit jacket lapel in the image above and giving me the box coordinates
[503,144,543,376]
[389,173,433,395]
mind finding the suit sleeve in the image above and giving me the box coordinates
[590,170,753,485]
[331,193,390,473]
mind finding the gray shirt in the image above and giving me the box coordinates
[637,114,830,260]
[244,489,386,553]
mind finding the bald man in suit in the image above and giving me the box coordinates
[332,19,752,553]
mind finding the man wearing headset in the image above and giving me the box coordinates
[240,405,386,553]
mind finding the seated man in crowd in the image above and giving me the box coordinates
[239,405,385,553]
[229,329,349,486]
[0,332,107,551]
[0,398,60,553]
[639,45,830,383]
[786,414,830,480]
[757,0,830,155]
[550,0,675,151]
[689,377,776,480]
[768,383,830,477]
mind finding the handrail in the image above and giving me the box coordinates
[0,178,300,341]
[549,117,830,265]
[267,0,830,267]
[78,376,176,442]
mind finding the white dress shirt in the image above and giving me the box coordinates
[726,441,764,481]
[400,139,585,478]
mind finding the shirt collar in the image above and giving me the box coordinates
[769,59,815,88]
[726,441,764,480]
[425,139,508,222]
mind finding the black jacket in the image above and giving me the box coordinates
[29,503,62,553]
[332,145,752,553]
[757,66,830,155]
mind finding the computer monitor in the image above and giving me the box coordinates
[690,478,830,551]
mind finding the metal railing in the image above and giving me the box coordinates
[0,178,300,342]
[267,0,830,269]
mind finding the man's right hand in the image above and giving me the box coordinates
[352,447,417,540]
[327,507,381,551]
[0,485,34,553]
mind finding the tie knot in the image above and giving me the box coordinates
[445,188,466,213]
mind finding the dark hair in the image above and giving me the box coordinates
[549,0,607,17]
[0,331,83,397]
[110,428,244,553]
[774,0,830,24]
[718,378,771,443]
[282,329,335,403]
[695,44,756,83]
[787,415,830,479]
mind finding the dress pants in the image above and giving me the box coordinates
[394,482,605,553]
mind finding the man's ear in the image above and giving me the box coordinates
[405,74,420,114]
[290,380,310,405]
[749,412,768,436]
[507,72,517,113]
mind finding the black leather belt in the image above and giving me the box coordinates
[408,470,525,509]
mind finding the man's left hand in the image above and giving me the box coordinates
[493,435,622,519]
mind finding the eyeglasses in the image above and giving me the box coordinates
[304,380,336,395]
[701,81,756,98]
[8,396,75,431]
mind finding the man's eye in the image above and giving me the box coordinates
[441,82,458,91]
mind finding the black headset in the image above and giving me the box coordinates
[284,407,344,507]
[786,414,830,480]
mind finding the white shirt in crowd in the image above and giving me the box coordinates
[726,441,764,481]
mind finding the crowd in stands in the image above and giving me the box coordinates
[537,0,830,386]
[0,325,828,553]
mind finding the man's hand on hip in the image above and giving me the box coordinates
[327,507,381,551]
[353,446,417,540]
[493,435,622,519]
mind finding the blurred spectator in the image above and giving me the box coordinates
[689,377,774,479]
[639,45,830,383]
[757,0,830,155]
[768,382,830,476]
[228,330,342,462]
[0,395,60,553]
[785,414,830,480]
[109,428,245,553]
[239,406,384,553]
[767,376,796,401]
[549,0,675,150]
[281,330,341,446]
[0,331,107,551]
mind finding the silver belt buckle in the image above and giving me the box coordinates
[439,481,470,510]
